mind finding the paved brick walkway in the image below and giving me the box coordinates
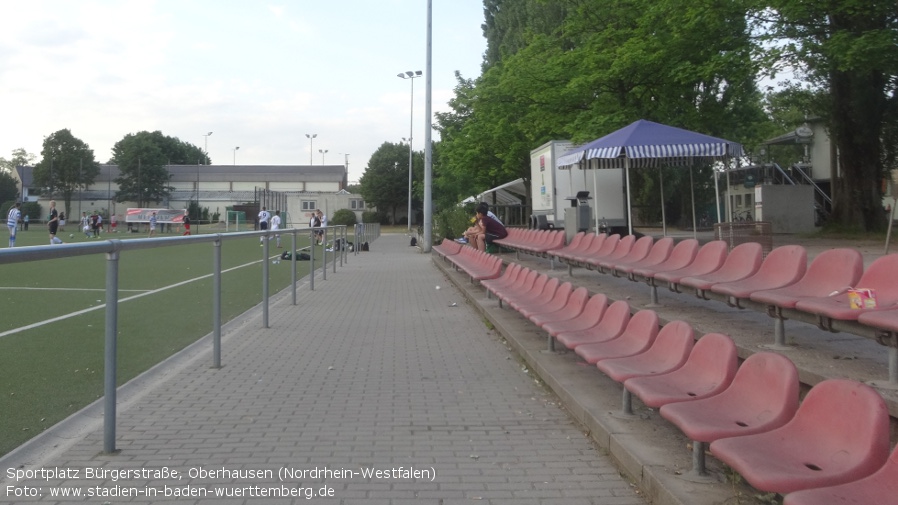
[2,234,645,504]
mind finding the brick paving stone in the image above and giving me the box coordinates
[2,234,646,505]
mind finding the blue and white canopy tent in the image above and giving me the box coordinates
[556,120,744,237]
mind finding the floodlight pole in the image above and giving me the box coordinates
[422,0,433,252]
[398,70,422,233]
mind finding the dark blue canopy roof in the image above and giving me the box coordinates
[557,120,743,168]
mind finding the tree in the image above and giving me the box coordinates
[437,0,766,213]
[750,0,898,230]
[0,148,37,173]
[358,142,411,224]
[0,170,18,204]
[33,129,101,218]
[110,131,207,207]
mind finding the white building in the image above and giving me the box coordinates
[14,164,367,227]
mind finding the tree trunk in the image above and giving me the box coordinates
[828,68,887,231]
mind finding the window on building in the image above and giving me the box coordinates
[301,200,317,211]
[735,194,743,207]
[350,199,365,210]
[745,193,752,207]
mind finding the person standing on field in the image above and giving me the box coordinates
[48,200,63,244]
[7,202,21,247]
[269,210,282,248]
[148,212,158,237]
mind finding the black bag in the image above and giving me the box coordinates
[361,242,369,251]
[409,237,417,247]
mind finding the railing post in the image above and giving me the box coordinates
[322,229,327,281]
[262,232,270,328]
[291,231,297,305]
[332,226,337,274]
[309,233,315,291]
[103,245,120,454]
[212,236,222,368]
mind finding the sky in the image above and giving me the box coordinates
[0,0,487,183]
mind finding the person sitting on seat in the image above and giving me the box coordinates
[472,202,508,252]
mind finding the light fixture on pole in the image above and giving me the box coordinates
[318,149,328,165]
[203,132,213,164]
[305,134,317,165]
[233,146,240,165]
[398,70,422,233]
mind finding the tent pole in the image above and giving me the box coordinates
[626,158,633,236]
[690,165,697,239]
[592,160,600,234]
[726,157,736,222]
[659,168,667,237]
[714,161,722,224]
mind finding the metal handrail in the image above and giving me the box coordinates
[0,225,347,454]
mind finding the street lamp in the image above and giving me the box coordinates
[203,132,213,164]
[305,133,317,165]
[233,146,240,165]
[319,149,328,164]
[398,70,422,232]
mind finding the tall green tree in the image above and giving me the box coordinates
[0,171,19,205]
[750,0,898,230]
[358,142,412,224]
[437,0,765,211]
[110,131,207,207]
[33,129,101,218]
[0,148,37,173]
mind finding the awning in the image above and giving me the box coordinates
[461,178,527,206]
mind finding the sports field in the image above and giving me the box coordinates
[0,226,333,457]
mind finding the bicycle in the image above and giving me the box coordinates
[733,210,754,222]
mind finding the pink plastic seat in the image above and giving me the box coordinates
[595,235,644,271]
[543,293,609,337]
[519,281,574,318]
[710,379,890,495]
[596,320,694,382]
[750,248,863,309]
[574,310,660,364]
[509,277,560,313]
[660,352,800,475]
[556,300,630,349]
[585,234,633,269]
[710,245,807,304]
[529,286,590,328]
[498,271,545,307]
[432,238,464,260]
[564,234,600,263]
[624,333,738,408]
[631,239,700,280]
[654,240,728,291]
[614,237,675,277]
[784,444,898,505]
[482,263,523,297]
[794,254,898,321]
[578,234,619,267]
[858,308,898,333]
[551,232,586,261]
[678,242,763,296]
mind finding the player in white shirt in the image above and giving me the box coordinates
[269,210,282,248]
[7,202,21,247]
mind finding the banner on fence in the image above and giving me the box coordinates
[126,208,187,223]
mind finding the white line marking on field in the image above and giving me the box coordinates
[0,287,149,293]
[0,259,266,339]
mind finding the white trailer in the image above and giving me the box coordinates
[530,140,627,235]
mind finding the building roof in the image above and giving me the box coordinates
[16,164,347,185]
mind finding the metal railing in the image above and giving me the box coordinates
[0,225,348,454]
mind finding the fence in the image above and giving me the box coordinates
[714,221,773,257]
[0,225,353,454]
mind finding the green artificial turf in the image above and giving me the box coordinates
[0,228,341,456]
